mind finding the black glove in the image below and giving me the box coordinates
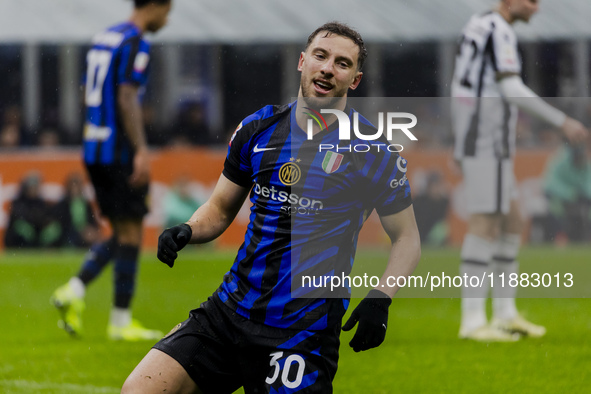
[157,223,192,267]
[342,289,392,352]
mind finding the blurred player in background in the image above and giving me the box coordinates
[123,22,421,393]
[543,144,591,244]
[50,0,172,341]
[452,0,588,341]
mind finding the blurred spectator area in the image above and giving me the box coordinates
[0,39,590,149]
[1,147,580,249]
[2,0,591,248]
[528,145,591,245]
[412,170,450,247]
[3,170,100,249]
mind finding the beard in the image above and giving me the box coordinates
[146,21,164,33]
[299,76,348,110]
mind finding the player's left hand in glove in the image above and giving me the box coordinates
[342,289,392,352]
[157,223,192,268]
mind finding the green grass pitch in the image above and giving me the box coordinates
[1,246,590,393]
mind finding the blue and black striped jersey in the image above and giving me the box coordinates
[82,22,151,166]
[216,101,412,330]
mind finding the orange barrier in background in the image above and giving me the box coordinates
[0,147,552,250]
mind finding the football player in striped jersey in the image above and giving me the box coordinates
[124,22,421,394]
[51,0,172,341]
[452,0,587,342]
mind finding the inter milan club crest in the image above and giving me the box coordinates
[279,158,302,185]
[322,151,343,174]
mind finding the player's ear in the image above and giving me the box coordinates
[297,52,305,71]
[349,72,363,90]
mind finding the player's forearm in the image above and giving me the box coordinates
[185,201,236,244]
[182,174,249,244]
[376,234,421,298]
[117,85,147,151]
[498,76,566,128]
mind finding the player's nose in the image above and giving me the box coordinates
[320,59,335,76]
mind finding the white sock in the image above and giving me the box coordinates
[492,233,520,320]
[110,307,131,327]
[69,277,86,298]
[460,234,494,332]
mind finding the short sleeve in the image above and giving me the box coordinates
[373,155,412,217]
[222,105,282,188]
[117,36,150,86]
[490,25,521,74]
[223,120,255,188]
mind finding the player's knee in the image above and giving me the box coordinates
[467,214,500,240]
[115,230,142,246]
[112,219,143,245]
[120,376,138,394]
[121,372,143,394]
[121,371,152,394]
[504,214,524,234]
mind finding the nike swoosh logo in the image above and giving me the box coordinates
[382,324,387,330]
[253,144,275,153]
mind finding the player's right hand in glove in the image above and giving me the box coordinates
[342,289,392,352]
[157,223,192,268]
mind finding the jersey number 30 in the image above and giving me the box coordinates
[265,351,306,389]
[85,49,112,107]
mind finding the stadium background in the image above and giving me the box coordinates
[1,1,590,393]
[2,0,591,249]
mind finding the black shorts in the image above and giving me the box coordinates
[85,164,149,220]
[153,296,340,394]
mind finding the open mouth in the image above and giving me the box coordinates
[313,80,333,95]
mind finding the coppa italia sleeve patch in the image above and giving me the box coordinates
[229,122,243,146]
[498,41,518,67]
[133,52,149,73]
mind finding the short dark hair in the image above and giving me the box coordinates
[133,0,171,8]
[305,22,367,71]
